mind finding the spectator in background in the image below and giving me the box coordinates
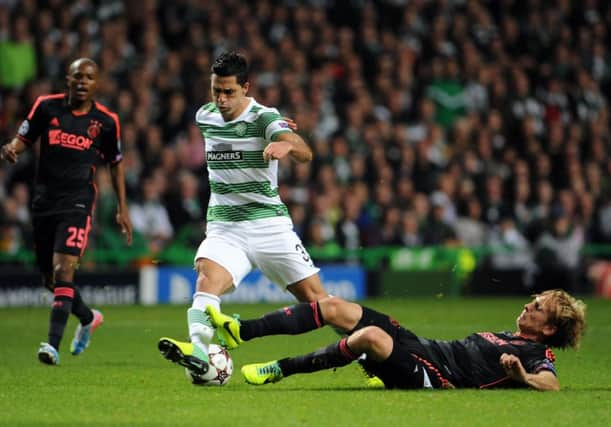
[286,161,312,206]
[426,57,467,130]
[487,216,533,272]
[0,14,37,88]
[528,180,555,242]
[92,167,122,250]
[395,175,415,210]
[430,172,458,225]
[406,99,436,145]
[481,175,509,226]
[398,210,423,247]
[0,196,25,255]
[130,176,174,254]
[509,70,544,137]
[162,91,190,143]
[336,193,364,252]
[0,91,22,140]
[512,177,533,232]
[306,193,337,247]
[330,134,352,185]
[370,205,402,246]
[534,210,585,293]
[577,192,596,242]
[421,199,457,246]
[140,125,164,168]
[120,146,143,200]
[1,0,611,297]
[454,197,488,248]
[165,170,204,235]
[289,203,308,240]
[9,182,30,231]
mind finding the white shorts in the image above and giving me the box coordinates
[194,221,320,290]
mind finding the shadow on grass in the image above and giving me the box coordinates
[228,385,611,392]
[233,387,405,392]
[562,386,611,392]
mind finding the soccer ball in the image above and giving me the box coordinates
[185,344,233,386]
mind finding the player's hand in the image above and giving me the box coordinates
[282,116,298,131]
[116,211,133,246]
[263,141,292,161]
[0,144,18,164]
[500,353,527,382]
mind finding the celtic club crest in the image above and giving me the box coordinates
[234,122,247,137]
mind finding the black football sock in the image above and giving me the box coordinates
[71,287,94,326]
[240,302,324,341]
[48,281,75,350]
[348,306,398,334]
[278,337,359,376]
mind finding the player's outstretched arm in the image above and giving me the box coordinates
[0,138,27,164]
[499,353,560,391]
[110,161,133,245]
[263,132,312,163]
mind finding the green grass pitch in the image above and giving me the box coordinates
[0,297,610,427]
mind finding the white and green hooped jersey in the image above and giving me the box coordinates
[196,98,293,225]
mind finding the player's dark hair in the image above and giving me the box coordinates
[68,57,98,74]
[211,51,249,85]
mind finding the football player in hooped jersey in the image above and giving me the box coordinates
[207,289,586,391]
[0,58,132,365]
[158,51,329,376]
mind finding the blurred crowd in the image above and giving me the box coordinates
[1,0,611,290]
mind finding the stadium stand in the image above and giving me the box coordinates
[2,0,611,295]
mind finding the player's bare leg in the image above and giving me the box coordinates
[286,274,328,302]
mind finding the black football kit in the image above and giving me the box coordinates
[16,93,122,265]
[356,307,556,389]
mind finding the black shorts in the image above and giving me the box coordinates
[32,211,92,273]
[355,307,437,389]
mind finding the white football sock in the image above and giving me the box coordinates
[188,292,221,353]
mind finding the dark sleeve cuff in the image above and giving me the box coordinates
[16,134,33,146]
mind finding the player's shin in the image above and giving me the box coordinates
[278,337,359,376]
[240,301,324,340]
[188,290,221,352]
[187,308,214,353]
[71,287,94,325]
[48,282,75,350]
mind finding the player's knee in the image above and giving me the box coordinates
[194,259,231,294]
[352,327,393,361]
[319,296,345,323]
[288,279,328,302]
[351,326,389,350]
[194,259,211,283]
[194,258,206,275]
[307,281,329,301]
[53,260,77,281]
[359,326,385,344]
[319,296,363,332]
[195,269,211,289]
